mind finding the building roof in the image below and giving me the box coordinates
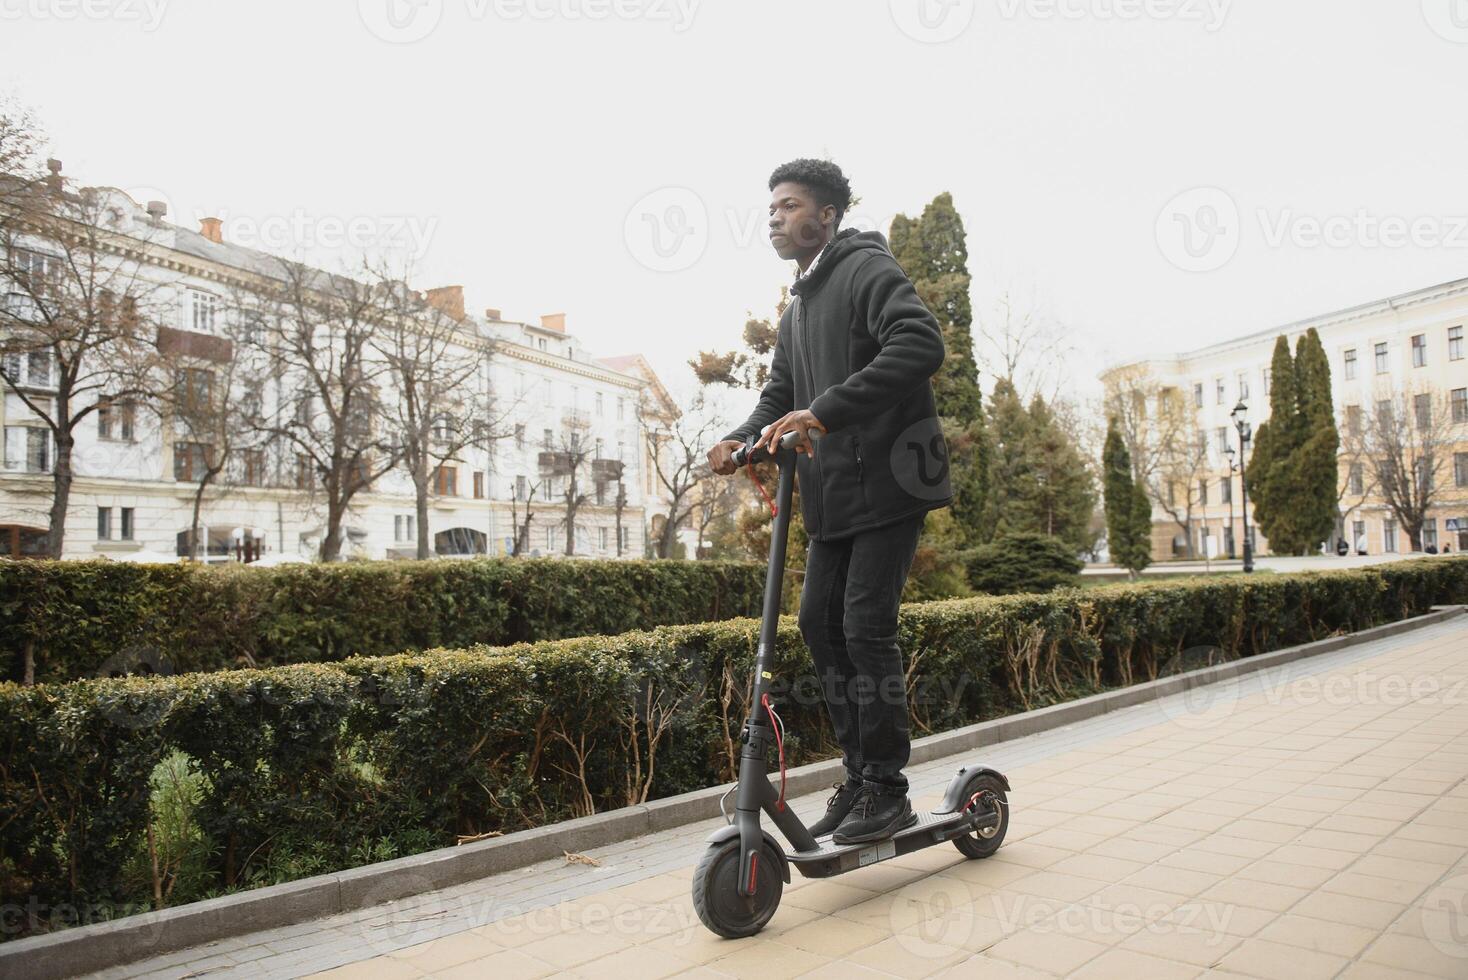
[596,354,680,420]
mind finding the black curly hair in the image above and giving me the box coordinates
[769,158,853,226]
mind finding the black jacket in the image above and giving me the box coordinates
[725,228,953,541]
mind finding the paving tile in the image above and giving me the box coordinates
[1215,936,1350,980]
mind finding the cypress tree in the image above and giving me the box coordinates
[1294,328,1341,550]
[1103,417,1152,576]
[1248,336,1299,550]
[890,193,988,546]
[1251,330,1339,555]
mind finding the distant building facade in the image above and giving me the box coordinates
[0,182,678,561]
[1102,275,1468,561]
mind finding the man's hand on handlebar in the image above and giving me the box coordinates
[756,409,826,457]
[708,439,744,476]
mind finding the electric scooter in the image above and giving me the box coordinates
[692,429,1012,939]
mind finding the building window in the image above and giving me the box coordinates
[175,367,214,414]
[1237,374,1249,402]
[1424,518,1438,551]
[1377,399,1393,428]
[1416,456,1434,494]
[543,427,554,449]
[1215,378,1225,405]
[1383,518,1398,553]
[1349,463,1364,495]
[1220,476,1232,504]
[97,398,136,441]
[1197,480,1209,505]
[241,449,265,487]
[1415,393,1433,431]
[1192,383,1203,408]
[1215,427,1229,454]
[1343,348,1357,380]
[433,465,458,496]
[473,471,485,499]
[537,338,547,351]
[619,526,630,551]
[1345,405,1363,436]
[295,454,314,490]
[1450,325,1464,362]
[598,526,608,550]
[1453,388,1468,423]
[173,441,212,482]
[394,514,416,542]
[2,350,55,388]
[1352,520,1366,551]
[1411,333,1427,368]
[617,397,625,421]
[188,290,219,333]
[1374,342,1389,374]
[97,507,111,540]
[596,391,604,416]
[120,507,133,540]
[1456,452,1468,488]
[514,424,525,449]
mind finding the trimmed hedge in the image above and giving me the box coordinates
[2,558,1465,939]
[0,557,765,684]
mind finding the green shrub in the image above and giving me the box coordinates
[0,558,765,684]
[967,532,1084,594]
[1,557,1464,939]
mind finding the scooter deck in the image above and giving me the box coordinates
[783,807,999,878]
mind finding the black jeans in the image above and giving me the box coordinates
[797,513,924,795]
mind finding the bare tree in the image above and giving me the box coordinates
[371,279,503,559]
[0,160,172,556]
[1357,388,1461,551]
[236,259,401,560]
[1335,403,1380,549]
[693,469,742,558]
[976,288,1075,407]
[1148,399,1214,559]
[643,391,725,559]
[509,474,544,556]
[539,411,595,556]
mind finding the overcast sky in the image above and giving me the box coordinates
[6,1,1468,409]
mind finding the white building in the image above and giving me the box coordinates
[0,179,679,561]
[1102,274,1468,560]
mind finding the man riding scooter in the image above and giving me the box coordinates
[707,158,952,845]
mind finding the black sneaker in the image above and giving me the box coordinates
[809,780,864,838]
[832,786,917,845]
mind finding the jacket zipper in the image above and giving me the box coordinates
[795,295,826,534]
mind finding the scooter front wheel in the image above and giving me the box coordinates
[953,773,1009,859]
[691,838,783,938]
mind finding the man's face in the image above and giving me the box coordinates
[768,181,833,261]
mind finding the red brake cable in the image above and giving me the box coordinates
[746,464,777,517]
[760,692,787,811]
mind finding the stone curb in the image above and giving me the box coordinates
[6,605,1463,980]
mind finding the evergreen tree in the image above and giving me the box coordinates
[1103,417,1152,576]
[984,382,1096,553]
[1294,328,1341,549]
[1250,330,1339,554]
[890,193,989,547]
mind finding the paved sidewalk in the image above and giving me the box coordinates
[87,617,1468,979]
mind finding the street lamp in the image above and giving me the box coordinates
[1229,401,1255,574]
[1223,445,1238,560]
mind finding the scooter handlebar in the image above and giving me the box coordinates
[731,429,811,468]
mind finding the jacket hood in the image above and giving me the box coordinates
[791,228,892,296]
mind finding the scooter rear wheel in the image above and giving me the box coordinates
[692,838,783,938]
[953,773,1008,859]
